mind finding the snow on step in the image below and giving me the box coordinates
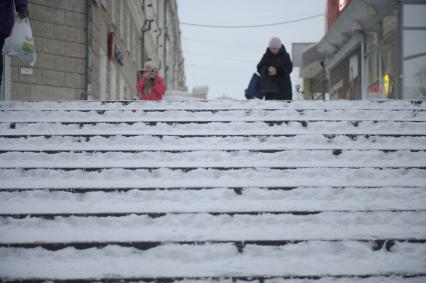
[1,121,426,136]
[0,242,425,278]
[223,278,426,283]
[2,135,426,151]
[1,100,425,110]
[1,187,424,214]
[0,150,425,168]
[1,212,425,243]
[1,109,426,122]
[0,168,425,189]
[0,100,425,280]
[16,278,418,283]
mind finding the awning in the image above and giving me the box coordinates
[300,0,396,79]
[317,0,395,56]
[326,33,363,71]
[300,44,324,79]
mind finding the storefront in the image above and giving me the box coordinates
[300,0,426,100]
[366,7,400,99]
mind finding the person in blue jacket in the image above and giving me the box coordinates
[0,0,28,87]
[257,37,293,100]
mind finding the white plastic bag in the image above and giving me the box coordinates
[4,18,36,66]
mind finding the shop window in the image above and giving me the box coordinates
[381,9,400,99]
[403,4,426,27]
[403,30,426,99]
[402,4,426,99]
[367,31,380,98]
[329,48,361,100]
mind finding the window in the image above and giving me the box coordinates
[110,62,116,99]
[403,4,426,27]
[127,17,131,51]
[120,0,124,37]
[100,0,107,10]
[403,4,426,100]
[99,49,107,100]
[367,31,380,98]
[111,0,115,24]
[381,10,399,99]
[133,29,138,63]
[119,75,125,100]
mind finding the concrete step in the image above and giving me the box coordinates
[0,241,424,278]
[0,275,424,283]
[0,168,424,189]
[0,150,424,168]
[1,135,425,150]
[1,187,424,214]
[1,211,425,242]
[1,100,424,111]
[1,121,425,136]
[0,100,424,281]
[1,108,425,122]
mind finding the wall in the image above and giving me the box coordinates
[10,0,87,101]
[90,0,142,100]
[7,0,186,101]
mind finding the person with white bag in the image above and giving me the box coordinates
[0,0,29,87]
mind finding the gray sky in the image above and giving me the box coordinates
[177,0,326,99]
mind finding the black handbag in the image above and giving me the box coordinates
[259,75,279,94]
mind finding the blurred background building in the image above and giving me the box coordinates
[1,0,187,101]
[299,0,426,100]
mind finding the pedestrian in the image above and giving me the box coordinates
[136,61,166,101]
[0,0,28,87]
[257,37,293,100]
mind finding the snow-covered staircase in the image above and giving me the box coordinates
[0,100,425,282]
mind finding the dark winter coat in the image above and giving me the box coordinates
[0,0,28,37]
[257,45,293,100]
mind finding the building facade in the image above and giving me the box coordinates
[1,0,186,101]
[300,0,426,100]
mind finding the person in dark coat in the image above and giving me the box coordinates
[0,0,28,87]
[257,37,293,100]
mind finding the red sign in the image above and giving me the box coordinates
[339,0,349,11]
[327,0,351,30]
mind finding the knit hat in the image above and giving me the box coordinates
[144,61,156,70]
[268,37,282,48]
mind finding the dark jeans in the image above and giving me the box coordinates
[0,35,5,89]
